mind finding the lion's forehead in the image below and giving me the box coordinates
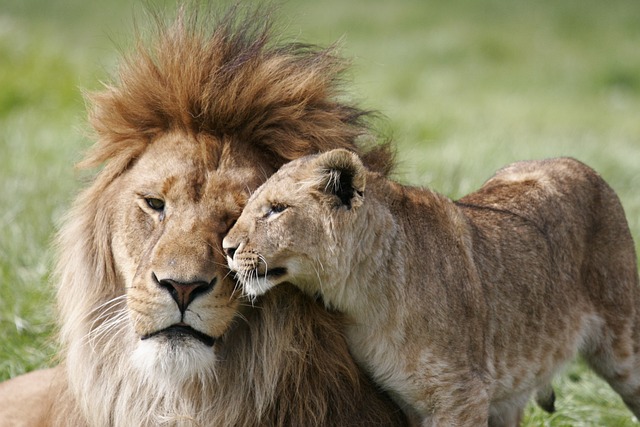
[161,168,256,205]
[138,129,268,169]
[129,136,269,206]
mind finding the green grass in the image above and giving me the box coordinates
[1,0,639,425]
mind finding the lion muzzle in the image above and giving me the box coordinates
[152,272,216,313]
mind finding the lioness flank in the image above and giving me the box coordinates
[224,149,640,426]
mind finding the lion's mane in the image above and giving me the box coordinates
[51,5,403,426]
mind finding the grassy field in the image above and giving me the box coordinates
[1,0,639,425]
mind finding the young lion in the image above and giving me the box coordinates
[224,149,640,426]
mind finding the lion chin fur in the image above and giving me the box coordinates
[225,149,640,426]
[0,6,407,427]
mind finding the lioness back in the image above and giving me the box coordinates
[458,157,640,404]
[226,150,640,426]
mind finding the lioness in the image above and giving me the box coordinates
[224,149,640,426]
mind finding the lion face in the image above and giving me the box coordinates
[108,132,270,372]
[224,149,366,299]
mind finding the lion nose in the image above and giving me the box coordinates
[153,273,216,313]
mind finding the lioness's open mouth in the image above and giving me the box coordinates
[141,324,216,347]
[233,267,288,282]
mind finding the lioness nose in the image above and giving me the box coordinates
[224,246,236,260]
[154,274,216,313]
[222,238,237,260]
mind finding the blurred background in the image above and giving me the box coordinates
[1,0,638,425]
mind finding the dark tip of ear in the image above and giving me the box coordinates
[335,169,356,209]
[317,149,366,209]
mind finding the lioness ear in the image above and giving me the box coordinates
[314,149,366,209]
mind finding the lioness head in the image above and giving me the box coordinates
[224,149,367,298]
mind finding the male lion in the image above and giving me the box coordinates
[224,149,640,426]
[0,8,406,427]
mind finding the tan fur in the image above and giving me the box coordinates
[0,8,406,427]
[225,149,640,426]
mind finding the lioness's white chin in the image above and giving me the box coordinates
[132,333,218,381]
[243,276,279,297]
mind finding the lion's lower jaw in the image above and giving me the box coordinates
[67,337,220,426]
[132,338,219,382]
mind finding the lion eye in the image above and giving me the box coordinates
[266,203,287,217]
[145,197,165,211]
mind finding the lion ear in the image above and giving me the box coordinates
[314,149,366,209]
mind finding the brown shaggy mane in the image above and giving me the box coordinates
[84,4,394,174]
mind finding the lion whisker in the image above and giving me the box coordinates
[85,308,129,351]
[86,295,128,344]
[87,294,127,318]
[214,260,232,270]
[210,243,228,260]
[90,309,128,336]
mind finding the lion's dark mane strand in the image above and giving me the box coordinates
[83,4,395,175]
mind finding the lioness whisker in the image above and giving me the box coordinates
[257,254,269,279]
[228,277,244,302]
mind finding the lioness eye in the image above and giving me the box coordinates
[145,197,165,211]
[266,203,287,217]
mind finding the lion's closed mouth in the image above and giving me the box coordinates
[142,324,216,347]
